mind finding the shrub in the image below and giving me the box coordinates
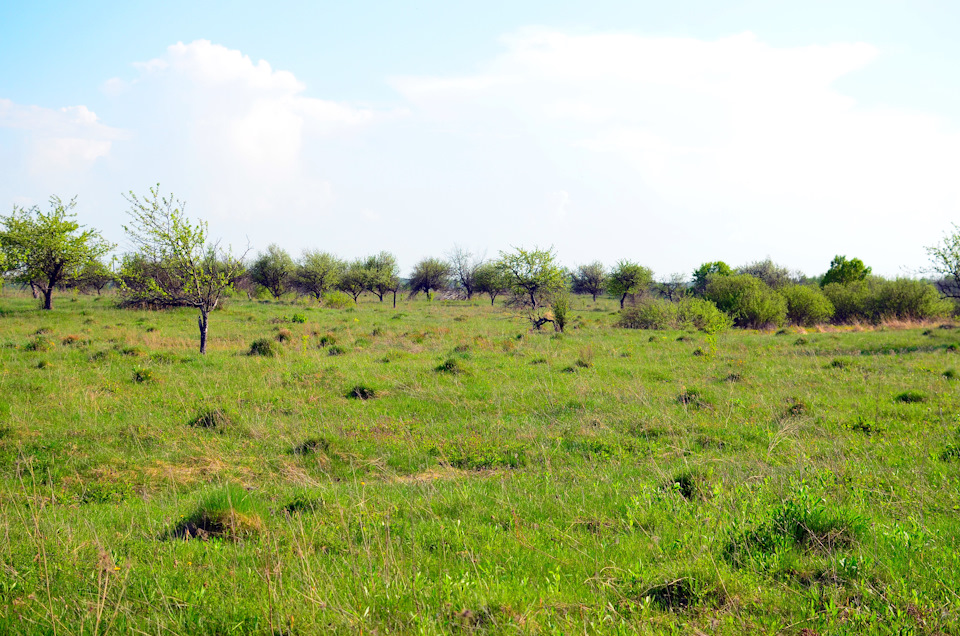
[291,313,307,324]
[780,285,835,326]
[704,274,786,329]
[822,280,872,323]
[617,299,676,329]
[323,291,353,309]
[248,338,278,357]
[551,294,570,332]
[871,278,951,321]
[676,297,731,333]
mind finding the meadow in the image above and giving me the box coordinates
[0,291,959,634]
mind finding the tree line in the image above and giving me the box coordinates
[3,188,960,353]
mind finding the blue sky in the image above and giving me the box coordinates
[2,0,959,277]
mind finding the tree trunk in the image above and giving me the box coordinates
[392,291,397,308]
[490,295,495,306]
[592,292,597,302]
[42,288,53,310]
[620,294,627,309]
[198,310,209,355]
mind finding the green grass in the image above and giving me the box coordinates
[0,291,959,633]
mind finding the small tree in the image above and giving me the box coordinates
[570,262,606,301]
[71,256,116,295]
[655,272,688,301]
[121,186,246,355]
[821,255,871,287]
[474,262,509,306]
[293,250,344,301]
[249,244,294,300]
[0,196,113,310]
[363,251,400,302]
[691,261,731,296]
[408,257,451,300]
[737,258,795,290]
[336,260,368,305]
[447,245,483,300]
[606,260,654,309]
[497,246,565,328]
[926,225,960,299]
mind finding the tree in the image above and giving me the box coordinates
[71,256,116,295]
[474,262,509,306]
[362,251,400,302]
[737,258,795,290]
[0,196,112,310]
[497,247,565,328]
[821,255,871,287]
[120,186,247,355]
[691,261,731,296]
[293,250,344,301]
[408,257,451,300]
[926,225,960,299]
[336,260,368,304]
[606,260,654,309]
[655,272,688,301]
[447,246,483,300]
[249,244,294,299]
[570,262,606,301]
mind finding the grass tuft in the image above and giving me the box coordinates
[346,384,377,400]
[894,390,926,403]
[248,338,278,357]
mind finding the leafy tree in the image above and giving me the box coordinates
[120,186,247,355]
[821,255,871,287]
[362,251,400,302]
[926,225,960,299]
[249,244,294,299]
[0,196,113,310]
[71,256,116,295]
[737,258,795,290]
[474,262,509,306]
[691,261,731,296]
[570,262,606,301]
[606,260,654,309]
[447,246,483,300]
[336,260,369,304]
[497,247,566,312]
[655,272,688,301]
[293,250,344,301]
[408,257,451,300]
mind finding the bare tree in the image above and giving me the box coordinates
[447,245,483,300]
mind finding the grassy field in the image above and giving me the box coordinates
[1,291,959,634]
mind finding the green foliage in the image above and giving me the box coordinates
[0,196,113,310]
[172,483,265,540]
[322,290,353,309]
[704,274,786,329]
[293,250,344,300]
[249,243,294,299]
[291,313,306,324]
[346,384,377,399]
[605,260,654,309]
[473,261,509,305]
[823,278,950,324]
[617,299,676,329]
[551,293,570,332]
[821,255,871,287]
[362,251,401,302]
[570,262,607,301]
[248,337,278,357]
[780,285,835,326]
[894,390,926,403]
[736,258,794,290]
[691,260,731,296]
[496,246,565,311]
[407,257,451,299]
[336,260,369,304]
[675,297,731,333]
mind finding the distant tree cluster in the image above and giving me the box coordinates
[4,189,960,352]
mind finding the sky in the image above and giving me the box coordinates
[1,0,959,278]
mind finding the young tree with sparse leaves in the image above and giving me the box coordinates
[293,250,344,301]
[447,245,483,300]
[363,251,401,302]
[120,185,247,355]
[474,262,509,306]
[0,196,112,310]
[570,261,606,301]
[249,244,294,299]
[606,260,653,309]
[408,257,451,300]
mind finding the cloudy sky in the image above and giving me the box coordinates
[2,0,958,278]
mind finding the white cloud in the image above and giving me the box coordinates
[0,98,126,173]
[391,29,960,273]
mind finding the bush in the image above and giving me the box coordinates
[291,313,307,324]
[551,294,570,332]
[780,285,835,326]
[323,291,353,309]
[248,338,278,357]
[822,280,872,323]
[871,278,951,321]
[617,299,676,329]
[704,274,786,329]
[676,297,731,333]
